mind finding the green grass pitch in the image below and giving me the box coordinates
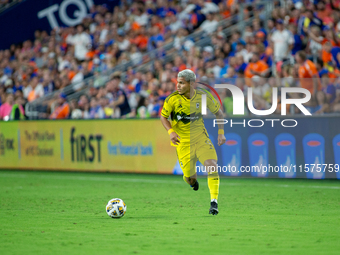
[0,170,339,255]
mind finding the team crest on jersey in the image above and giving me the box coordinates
[178,99,182,108]
[196,103,200,109]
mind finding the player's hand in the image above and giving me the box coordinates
[217,134,226,146]
[170,132,181,145]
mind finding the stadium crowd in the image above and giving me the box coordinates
[1,0,340,120]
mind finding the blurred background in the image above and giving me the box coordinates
[3,0,340,120]
[0,0,340,178]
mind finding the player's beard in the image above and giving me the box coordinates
[178,87,189,95]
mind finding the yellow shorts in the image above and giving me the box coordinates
[176,134,217,178]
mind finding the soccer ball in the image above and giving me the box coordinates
[106,198,127,218]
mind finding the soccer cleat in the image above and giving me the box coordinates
[209,201,218,215]
[191,180,199,191]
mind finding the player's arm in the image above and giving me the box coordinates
[160,97,180,145]
[214,108,226,146]
[207,94,226,146]
[160,116,180,145]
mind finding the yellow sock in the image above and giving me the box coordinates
[207,172,219,200]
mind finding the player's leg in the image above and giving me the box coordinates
[183,158,199,191]
[197,137,220,215]
[183,172,199,190]
[177,144,199,191]
[204,159,219,215]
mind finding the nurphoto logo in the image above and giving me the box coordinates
[199,83,312,128]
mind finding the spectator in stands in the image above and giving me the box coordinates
[299,9,323,36]
[42,70,55,95]
[230,31,245,53]
[150,96,165,118]
[99,97,113,118]
[288,24,303,56]
[270,19,295,63]
[71,66,85,92]
[6,0,340,119]
[308,26,323,59]
[320,69,336,104]
[106,76,131,118]
[131,26,148,51]
[199,12,219,35]
[256,31,268,48]
[330,44,340,69]
[213,58,225,79]
[27,77,44,102]
[130,45,142,65]
[134,7,149,26]
[66,25,91,61]
[148,26,164,51]
[314,89,330,114]
[49,93,70,119]
[253,19,266,36]
[136,96,150,118]
[88,97,105,119]
[11,94,25,120]
[0,93,14,120]
[245,53,270,81]
[78,94,90,119]
[69,100,81,119]
[250,75,271,112]
[117,31,131,51]
[235,55,247,74]
[295,50,321,108]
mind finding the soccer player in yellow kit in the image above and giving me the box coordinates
[160,69,226,215]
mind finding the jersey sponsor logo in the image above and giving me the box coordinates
[173,112,202,124]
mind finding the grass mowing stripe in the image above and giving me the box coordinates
[0,172,339,189]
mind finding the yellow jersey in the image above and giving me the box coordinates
[161,89,220,146]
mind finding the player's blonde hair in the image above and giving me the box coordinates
[178,69,196,84]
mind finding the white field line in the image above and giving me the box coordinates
[0,173,339,190]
